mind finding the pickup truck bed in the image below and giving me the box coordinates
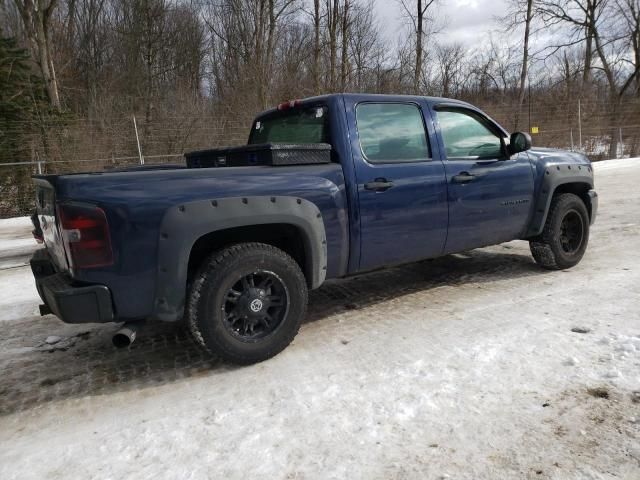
[33,161,349,321]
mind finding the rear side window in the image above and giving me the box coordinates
[249,105,329,144]
[356,103,430,163]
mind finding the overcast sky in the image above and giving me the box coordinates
[373,0,510,48]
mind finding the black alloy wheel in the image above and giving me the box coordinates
[558,209,585,254]
[530,193,590,270]
[222,270,289,342]
[187,243,308,364]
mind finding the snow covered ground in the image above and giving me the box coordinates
[0,159,639,480]
[0,217,40,322]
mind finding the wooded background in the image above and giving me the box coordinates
[1,0,639,217]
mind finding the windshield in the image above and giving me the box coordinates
[248,105,329,145]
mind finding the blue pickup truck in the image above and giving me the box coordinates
[30,93,598,364]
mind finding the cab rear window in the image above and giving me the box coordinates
[249,105,329,145]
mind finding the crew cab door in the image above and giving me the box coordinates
[346,99,448,271]
[431,105,535,253]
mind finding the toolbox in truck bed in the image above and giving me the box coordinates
[184,143,331,168]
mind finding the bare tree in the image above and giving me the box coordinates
[591,0,640,155]
[348,0,384,91]
[398,0,437,93]
[12,0,62,109]
[534,0,638,155]
[326,0,339,90]
[204,0,299,108]
[616,0,640,96]
[500,0,536,129]
[71,0,110,114]
[535,0,605,90]
[434,42,464,97]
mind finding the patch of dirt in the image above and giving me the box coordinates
[587,387,610,399]
[571,327,591,334]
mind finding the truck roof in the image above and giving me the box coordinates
[256,93,474,118]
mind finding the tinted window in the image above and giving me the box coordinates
[249,105,329,144]
[356,103,430,163]
[437,109,503,159]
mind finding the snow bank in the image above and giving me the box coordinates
[0,216,32,231]
[0,216,39,320]
[593,157,639,171]
[0,267,39,322]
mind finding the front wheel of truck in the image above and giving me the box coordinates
[529,193,590,270]
[187,242,308,365]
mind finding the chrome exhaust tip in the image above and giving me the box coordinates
[112,325,138,348]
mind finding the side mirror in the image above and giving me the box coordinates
[509,132,532,155]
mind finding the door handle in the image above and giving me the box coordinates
[364,178,394,192]
[452,172,477,184]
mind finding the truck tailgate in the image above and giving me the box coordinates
[33,177,69,272]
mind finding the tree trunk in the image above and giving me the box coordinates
[340,0,349,91]
[328,0,339,91]
[313,0,321,92]
[593,23,621,159]
[14,0,62,110]
[563,51,571,98]
[255,0,267,108]
[581,0,595,90]
[514,0,533,130]
[414,0,423,94]
[263,0,277,108]
[66,0,76,46]
[607,98,620,159]
[36,20,61,110]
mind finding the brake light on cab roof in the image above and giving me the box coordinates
[277,99,301,111]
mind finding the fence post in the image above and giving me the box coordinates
[578,99,582,151]
[570,129,574,151]
[619,127,623,157]
[133,115,144,165]
[35,151,42,174]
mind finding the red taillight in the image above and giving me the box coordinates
[277,99,301,111]
[57,203,113,269]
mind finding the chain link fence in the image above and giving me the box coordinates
[1,101,639,219]
[0,113,253,218]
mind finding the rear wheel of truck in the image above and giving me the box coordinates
[187,242,308,365]
[529,193,590,270]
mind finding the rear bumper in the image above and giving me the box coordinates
[30,249,114,324]
[588,189,598,225]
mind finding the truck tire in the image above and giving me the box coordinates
[187,242,307,365]
[529,193,590,270]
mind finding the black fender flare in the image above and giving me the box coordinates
[525,164,594,237]
[153,196,327,321]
